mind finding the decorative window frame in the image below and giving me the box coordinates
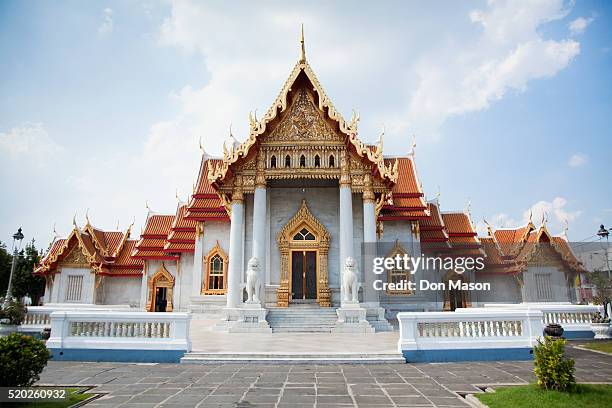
[386,241,413,295]
[202,241,228,295]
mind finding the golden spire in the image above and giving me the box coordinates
[300,24,306,63]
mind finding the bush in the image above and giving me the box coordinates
[0,332,50,386]
[534,336,575,392]
[0,301,27,325]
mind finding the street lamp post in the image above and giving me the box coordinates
[2,228,25,309]
[597,224,610,280]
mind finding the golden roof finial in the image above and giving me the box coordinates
[85,208,91,226]
[563,219,569,239]
[116,219,120,230]
[52,223,60,239]
[72,212,78,229]
[483,217,494,237]
[466,197,472,216]
[300,23,306,63]
[435,185,441,202]
[145,201,151,213]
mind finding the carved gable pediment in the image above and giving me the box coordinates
[60,245,90,267]
[265,89,342,144]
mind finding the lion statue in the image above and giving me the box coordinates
[342,256,360,302]
[246,256,261,303]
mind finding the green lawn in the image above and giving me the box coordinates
[581,341,612,354]
[4,388,93,408]
[475,384,612,408]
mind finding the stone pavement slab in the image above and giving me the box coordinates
[36,345,612,407]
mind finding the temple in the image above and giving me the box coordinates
[34,34,586,332]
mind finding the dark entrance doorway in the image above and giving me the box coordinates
[291,250,317,301]
[447,287,464,311]
[154,287,168,312]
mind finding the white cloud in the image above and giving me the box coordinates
[0,123,63,165]
[481,197,581,236]
[406,0,580,135]
[524,197,581,227]
[568,152,588,167]
[569,16,594,35]
[98,8,114,35]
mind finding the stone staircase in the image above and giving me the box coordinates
[266,305,338,333]
[180,351,405,364]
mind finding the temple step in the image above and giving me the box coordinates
[266,306,338,333]
[180,352,405,364]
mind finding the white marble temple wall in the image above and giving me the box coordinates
[99,276,141,307]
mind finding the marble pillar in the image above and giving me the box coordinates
[227,177,244,309]
[339,151,354,302]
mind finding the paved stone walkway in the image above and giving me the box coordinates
[37,346,612,407]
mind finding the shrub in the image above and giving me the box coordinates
[0,301,27,325]
[533,336,575,392]
[0,332,50,386]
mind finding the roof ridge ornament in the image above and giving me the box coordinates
[407,135,417,157]
[300,23,306,63]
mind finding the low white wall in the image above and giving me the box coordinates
[46,311,191,352]
[397,309,543,353]
[21,304,136,331]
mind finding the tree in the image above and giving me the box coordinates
[0,242,13,296]
[592,270,612,318]
[0,240,45,305]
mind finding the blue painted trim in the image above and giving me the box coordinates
[49,348,186,363]
[562,330,595,340]
[402,348,534,363]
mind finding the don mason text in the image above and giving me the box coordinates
[373,279,490,292]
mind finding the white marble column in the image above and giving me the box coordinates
[139,264,148,310]
[339,152,354,302]
[227,177,245,309]
[191,223,204,297]
[363,175,377,243]
[362,174,378,305]
[251,155,267,303]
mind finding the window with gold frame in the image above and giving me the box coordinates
[202,242,228,295]
[386,242,412,295]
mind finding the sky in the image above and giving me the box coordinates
[1,0,611,251]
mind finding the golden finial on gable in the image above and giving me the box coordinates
[483,217,493,236]
[300,23,306,63]
[85,208,91,226]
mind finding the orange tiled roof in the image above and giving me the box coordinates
[35,224,144,276]
[164,203,196,253]
[141,214,175,237]
[133,213,179,260]
[419,202,449,243]
[186,157,229,221]
[379,157,428,220]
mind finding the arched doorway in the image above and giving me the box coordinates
[443,271,471,311]
[147,265,175,312]
[277,200,331,307]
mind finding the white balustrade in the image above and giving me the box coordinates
[21,304,135,332]
[477,303,601,335]
[46,311,191,352]
[398,309,543,353]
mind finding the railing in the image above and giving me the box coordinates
[20,304,135,332]
[398,309,543,354]
[477,303,601,336]
[46,311,191,352]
